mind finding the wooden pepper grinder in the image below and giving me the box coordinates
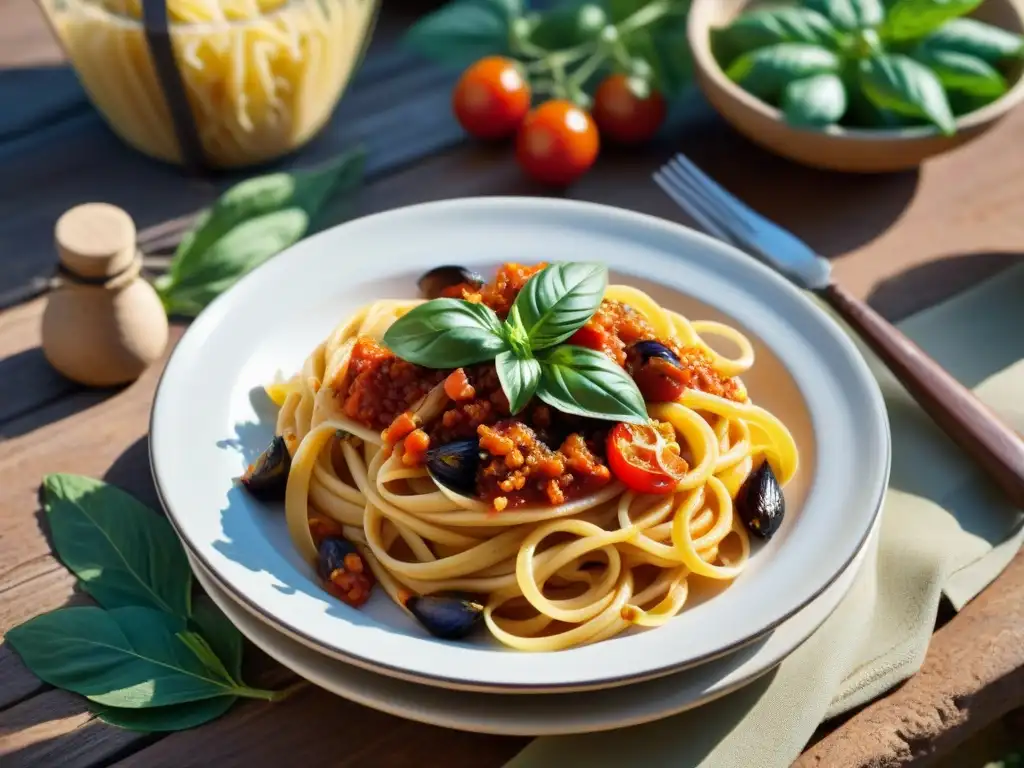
[41,203,169,387]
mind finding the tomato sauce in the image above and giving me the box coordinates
[332,263,742,509]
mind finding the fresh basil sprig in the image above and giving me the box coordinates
[712,0,1024,134]
[155,147,365,318]
[5,474,300,733]
[383,262,647,423]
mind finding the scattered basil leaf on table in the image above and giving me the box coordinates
[404,0,521,69]
[512,261,607,349]
[804,0,885,31]
[859,53,956,134]
[881,0,982,42]
[6,606,275,707]
[381,298,509,367]
[536,345,648,424]
[920,18,1024,64]
[727,43,841,101]
[43,473,191,618]
[496,350,542,415]
[712,8,839,68]
[911,47,1007,97]
[89,696,238,732]
[9,474,300,733]
[156,146,365,317]
[782,72,849,126]
[190,594,244,680]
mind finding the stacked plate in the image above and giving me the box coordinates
[150,198,890,736]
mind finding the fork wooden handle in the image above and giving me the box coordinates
[821,282,1024,509]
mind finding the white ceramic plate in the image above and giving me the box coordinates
[187,510,879,736]
[151,197,889,693]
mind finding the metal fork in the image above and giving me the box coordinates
[656,153,1024,509]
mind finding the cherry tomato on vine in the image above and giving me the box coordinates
[592,74,667,145]
[516,100,599,186]
[606,422,688,495]
[452,56,531,140]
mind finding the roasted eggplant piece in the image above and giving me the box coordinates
[239,435,291,501]
[418,265,485,299]
[318,537,374,607]
[426,439,481,495]
[736,461,785,540]
[404,594,484,640]
[631,340,681,367]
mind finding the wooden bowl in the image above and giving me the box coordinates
[687,0,1024,172]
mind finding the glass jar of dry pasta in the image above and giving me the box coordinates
[37,0,379,168]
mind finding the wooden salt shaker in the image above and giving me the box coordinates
[41,203,169,387]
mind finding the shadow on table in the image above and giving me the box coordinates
[0,350,116,440]
[867,250,1024,323]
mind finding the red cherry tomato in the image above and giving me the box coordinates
[592,74,667,145]
[567,325,608,352]
[516,99,599,186]
[452,57,531,140]
[633,357,687,403]
[606,422,688,495]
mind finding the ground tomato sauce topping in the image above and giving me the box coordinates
[333,263,743,509]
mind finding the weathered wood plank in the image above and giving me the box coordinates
[794,549,1024,767]
[0,690,144,768]
[109,684,525,768]
[0,299,80,428]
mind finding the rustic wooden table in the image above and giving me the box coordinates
[2,1,1023,766]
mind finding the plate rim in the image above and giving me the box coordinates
[186,506,882,733]
[150,196,891,691]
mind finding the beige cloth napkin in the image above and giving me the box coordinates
[506,264,1024,768]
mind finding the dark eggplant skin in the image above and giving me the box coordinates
[631,340,681,367]
[426,439,481,495]
[417,266,485,299]
[736,461,785,540]
[405,595,484,640]
[239,435,291,501]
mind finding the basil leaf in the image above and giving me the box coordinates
[947,89,992,115]
[177,631,237,686]
[496,351,541,415]
[536,346,647,424]
[159,148,365,316]
[512,262,607,350]
[859,54,956,134]
[6,606,247,708]
[782,73,848,126]
[727,43,841,102]
[804,0,884,31]
[382,298,508,367]
[712,8,839,69]
[920,18,1024,64]
[912,47,1007,97]
[404,0,520,68]
[190,595,244,681]
[90,697,236,732]
[882,0,982,42]
[43,473,191,619]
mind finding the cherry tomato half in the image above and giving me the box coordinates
[606,422,688,495]
[452,56,531,140]
[516,99,599,186]
[592,74,667,145]
[632,356,687,403]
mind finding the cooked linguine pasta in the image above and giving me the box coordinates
[253,263,798,651]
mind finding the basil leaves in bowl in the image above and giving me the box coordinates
[687,0,1024,172]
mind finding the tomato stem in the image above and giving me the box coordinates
[516,0,681,107]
